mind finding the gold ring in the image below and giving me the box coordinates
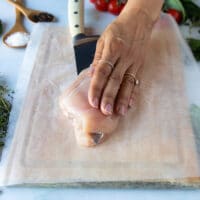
[124,73,140,86]
[99,59,114,70]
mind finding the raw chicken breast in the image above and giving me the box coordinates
[59,69,120,147]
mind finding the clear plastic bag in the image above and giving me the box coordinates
[1,14,200,188]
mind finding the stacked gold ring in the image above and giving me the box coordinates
[99,59,114,70]
[124,72,140,86]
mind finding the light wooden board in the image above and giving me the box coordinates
[2,14,200,187]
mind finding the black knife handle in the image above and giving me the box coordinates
[68,0,85,38]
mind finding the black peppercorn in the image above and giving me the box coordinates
[31,12,55,23]
[38,12,54,22]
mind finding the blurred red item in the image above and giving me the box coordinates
[108,0,125,15]
[95,0,109,11]
[166,9,182,24]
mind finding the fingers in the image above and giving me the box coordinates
[113,48,143,115]
[115,65,140,115]
[88,35,142,116]
[88,38,120,110]
[100,59,127,115]
[88,60,114,109]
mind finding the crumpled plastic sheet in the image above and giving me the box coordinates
[0,14,200,188]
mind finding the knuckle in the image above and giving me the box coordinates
[94,52,101,61]
[94,41,104,59]
[110,73,123,83]
[90,83,102,95]
[96,65,111,77]
[115,37,124,47]
[109,37,123,54]
[104,91,115,100]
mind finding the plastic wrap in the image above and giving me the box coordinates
[0,14,200,188]
[59,70,120,147]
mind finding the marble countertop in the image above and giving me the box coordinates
[0,0,200,199]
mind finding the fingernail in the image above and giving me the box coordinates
[92,97,99,108]
[129,98,134,107]
[90,132,104,145]
[104,104,113,115]
[119,105,127,116]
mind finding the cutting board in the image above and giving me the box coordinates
[1,14,200,188]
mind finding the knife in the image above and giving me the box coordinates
[68,0,99,74]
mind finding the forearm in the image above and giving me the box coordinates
[123,0,164,22]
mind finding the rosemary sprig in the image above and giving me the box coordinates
[0,84,12,148]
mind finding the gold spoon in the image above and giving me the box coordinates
[7,0,55,23]
[3,0,30,48]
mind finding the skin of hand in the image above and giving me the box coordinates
[88,0,164,116]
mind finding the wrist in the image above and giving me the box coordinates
[117,7,155,32]
[115,8,154,43]
[121,0,164,23]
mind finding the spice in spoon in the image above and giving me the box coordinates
[5,32,30,47]
[30,12,55,23]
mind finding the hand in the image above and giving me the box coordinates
[88,8,154,116]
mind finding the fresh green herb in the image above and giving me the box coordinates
[163,0,200,25]
[0,20,3,35]
[0,84,12,148]
[163,0,186,22]
[181,0,200,26]
[187,38,200,61]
